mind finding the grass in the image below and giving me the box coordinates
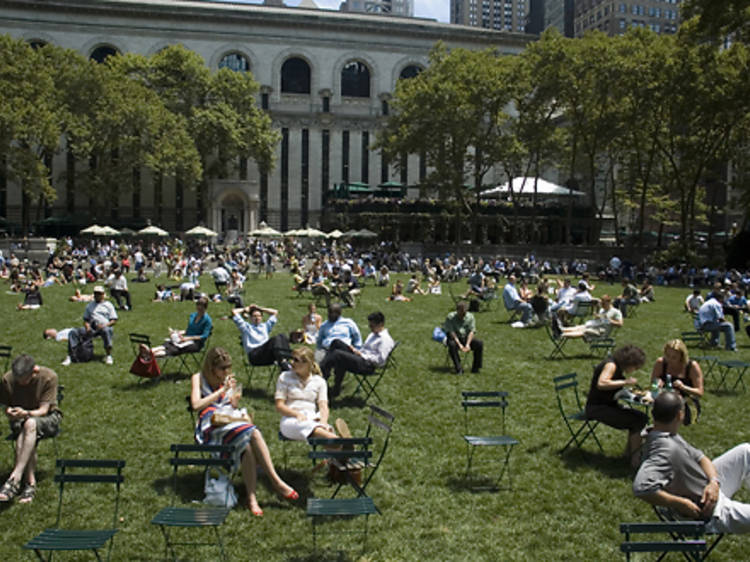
[1,272,749,561]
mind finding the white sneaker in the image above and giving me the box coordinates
[105,355,113,365]
[61,356,71,366]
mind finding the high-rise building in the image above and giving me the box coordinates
[451,0,529,33]
[574,0,682,37]
[339,0,414,17]
[545,0,575,36]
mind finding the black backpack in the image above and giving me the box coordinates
[69,328,94,363]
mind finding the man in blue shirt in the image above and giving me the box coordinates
[233,304,292,369]
[502,274,533,326]
[695,291,736,351]
[316,303,362,363]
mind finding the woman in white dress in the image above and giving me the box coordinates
[275,346,338,442]
[301,303,322,345]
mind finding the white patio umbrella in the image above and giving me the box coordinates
[285,227,327,238]
[137,225,169,236]
[185,225,218,237]
[79,224,102,235]
[352,228,378,238]
[249,221,283,237]
[480,177,586,198]
[96,225,121,236]
[327,229,344,239]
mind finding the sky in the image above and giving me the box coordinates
[212,0,450,23]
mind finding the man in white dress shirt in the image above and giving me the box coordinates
[319,311,394,398]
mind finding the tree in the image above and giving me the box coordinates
[0,35,61,232]
[375,44,518,243]
[114,45,279,223]
[683,0,750,43]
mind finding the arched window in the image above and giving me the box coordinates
[90,45,119,63]
[219,52,250,73]
[28,40,47,50]
[281,57,311,94]
[399,65,423,80]
[341,61,370,98]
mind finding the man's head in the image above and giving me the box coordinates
[652,391,684,425]
[600,294,612,308]
[327,303,342,322]
[456,300,469,318]
[508,274,516,284]
[714,290,725,302]
[43,329,58,340]
[93,286,105,300]
[367,311,385,333]
[248,305,263,324]
[11,354,37,385]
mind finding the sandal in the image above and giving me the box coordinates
[18,483,36,504]
[0,479,20,502]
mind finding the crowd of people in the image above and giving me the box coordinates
[3,236,750,545]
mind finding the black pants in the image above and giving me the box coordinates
[248,334,291,367]
[110,289,131,310]
[447,336,483,373]
[319,339,374,397]
[723,305,741,331]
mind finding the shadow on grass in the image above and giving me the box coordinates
[287,546,362,562]
[118,371,191,390]
[559,448,632,480]
[329,395,367,409]
[445,475,512,494]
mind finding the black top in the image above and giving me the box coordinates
[586,358,622,408]
[660,359,694,397]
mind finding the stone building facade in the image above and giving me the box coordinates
[0,0,528,235]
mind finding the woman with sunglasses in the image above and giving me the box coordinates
[191,347,297,517]
[275,347,339,442]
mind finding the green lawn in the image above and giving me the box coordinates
[1,273,748,561]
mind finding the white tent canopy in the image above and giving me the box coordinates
[185,225,218,237]
[480,177,586,198]
[137,225,169,236]
[249,221,283,237]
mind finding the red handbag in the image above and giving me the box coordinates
[129,349,161,378]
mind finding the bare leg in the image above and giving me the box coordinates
[10,418,38,483]
[249,430,296,497]
[240,445,261,514]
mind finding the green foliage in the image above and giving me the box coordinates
[2,274,750,560]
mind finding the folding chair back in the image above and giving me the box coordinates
[570,300,595,324]
[0,344,11,372]
[652,505,724,559]
[461,390,519,489]
[552,372,602,453]
[128,332,152,354]
[150,443,235,561]
[23,459,125,561]
[620,521,707,561]
[352,342,399,403]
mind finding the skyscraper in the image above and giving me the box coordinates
[451,0,529,33]
[574,0,682,37]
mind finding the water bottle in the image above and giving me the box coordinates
[665,374,673,391]
[650,380,660,400]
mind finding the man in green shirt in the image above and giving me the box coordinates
[443,301,483,374]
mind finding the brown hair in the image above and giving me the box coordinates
[612,344,646,371]
[201,347,232,378]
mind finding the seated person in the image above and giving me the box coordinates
[444,301,483,374]
[428,274,442,295]
[191,347,297,516]
[319,311,395,398]
[550,278,576,314]
[388,279,411,302]
[406,273,427,296]
[0,354,62,504]
[518,278,533,301]
[727,287,749,323]
[275,346,339,442]
[649,338,704,425]
[335,270,361,308]
[233,304,291,370]
[63,286,117,366]
[463,267,486,299]
[502,274,533,326]
[316,303,362,363]
[552,294,622,340]
[362,261,377,281]
[146,296,212,357]
[106,267,131,311]
[614,279,639,317]
[16,282,43,310]
[585,345,648,467]
[376,265,390,287]
[301,303,322,345]
[684,288,703,314]
[153,284,175,302]
[557,281,593,325]
[707,282,741,332]
[639,278,655,302]
[634,391,750,533]
[695,291,736,351]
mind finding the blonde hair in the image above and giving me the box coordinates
[663,339,689,364]
[202,347,232,378]
[292,346,321,375]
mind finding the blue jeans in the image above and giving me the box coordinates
[701,320,736,350]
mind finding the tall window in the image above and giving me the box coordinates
[341,61,370,98]
[361,131,369,184]
[219,52,250,72]
[90,45,119,63]
[399,65,422,80]
[342,131,350,183]
[281,57,311,94]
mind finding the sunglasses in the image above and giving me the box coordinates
[291,357,306,363]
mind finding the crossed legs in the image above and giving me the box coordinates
[240,429,297,516]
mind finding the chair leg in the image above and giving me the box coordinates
[494,445,515,490]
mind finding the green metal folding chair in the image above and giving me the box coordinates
[652,505,724,560]
[23,458,125,562]
[461,390,519,490]
[620,521,707,561]
[350,341,399,403]
[553,372,603,453]
[150,443,235,561]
